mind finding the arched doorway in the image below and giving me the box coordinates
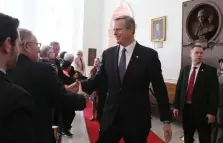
[108,3,133,47]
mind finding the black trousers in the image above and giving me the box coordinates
[97,112,149,143]
[183,103,211,143]
[62,109,75,131]
[96,95,106,121]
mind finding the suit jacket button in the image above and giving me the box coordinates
[120,88,122,91]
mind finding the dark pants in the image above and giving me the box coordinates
[62,110,75,132]
[211,107,223,143]
[97,112,149,143]
[183,103,211,143]
[97,95,106,121]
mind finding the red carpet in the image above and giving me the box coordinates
[83,102,164,143]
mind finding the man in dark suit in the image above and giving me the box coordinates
[0,13,35,143]
[173,45,219,143]
[79,15,172,143]
[7,28,87,143]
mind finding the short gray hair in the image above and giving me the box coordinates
[64,53,74,62]
[39,45,53,57]
[49,41,59,47]
[19,28,33,42]
[115,15,135,34]
[77,50,83,55]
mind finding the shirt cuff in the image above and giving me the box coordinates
[162,120,170,124]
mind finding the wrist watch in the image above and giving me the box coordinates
[163,120,170,124]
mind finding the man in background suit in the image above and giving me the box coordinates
[79,15,172,143]
[8,28,87,143]
[0,13,35,143]
[50,41,66,82]
[173,45,219,143]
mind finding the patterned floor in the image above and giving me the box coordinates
[62,111,199,143]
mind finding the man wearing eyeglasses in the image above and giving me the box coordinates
[7,28,87,143]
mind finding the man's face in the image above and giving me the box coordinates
[48,48,55,59]
[25,35,40,61]
[114,19,133,46]
[4,31,20,69]
[53,44,60,57]
[77,52,83,58]
[190,46,204,65]
[198,11,205,23]
[94,59,100,67]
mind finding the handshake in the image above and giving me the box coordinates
[65,80,89,103]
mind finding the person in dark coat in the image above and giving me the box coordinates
[0,13,35,143]
[8,28,87,143]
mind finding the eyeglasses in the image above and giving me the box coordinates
[26,41,42,48]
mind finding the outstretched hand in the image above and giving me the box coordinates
[67,80,80,93]
[77,80,89,103]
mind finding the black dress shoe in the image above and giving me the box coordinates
[63,131,73,138]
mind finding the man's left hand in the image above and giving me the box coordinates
[206,114,216,123]
[163,123,172,143]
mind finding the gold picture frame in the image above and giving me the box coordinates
[151,16,166,42]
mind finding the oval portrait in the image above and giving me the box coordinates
[186,2,222,42]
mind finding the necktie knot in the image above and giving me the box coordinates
[193,67,197,71]
[122,48,126,53]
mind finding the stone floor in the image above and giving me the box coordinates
[62,111,90,143]
[62,112,199,143]
[151,116,199,143]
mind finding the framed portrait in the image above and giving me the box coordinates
[151,16,166,42]
[88,48,97,66]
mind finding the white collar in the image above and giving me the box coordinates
[119,40,136,54]
[191,62,202,69]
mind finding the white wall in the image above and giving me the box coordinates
[101,0,190,82]
[82,0,104,75]
[0,0,84,54]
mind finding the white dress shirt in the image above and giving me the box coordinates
[188,62,202,84]
[118,40,136,69]
[0,68,6,74]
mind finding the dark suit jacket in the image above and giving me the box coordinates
[50,58,66,82]
[0,71,35,143]
[7,54,86,143]
[173,63,219,119]
[81,42,171,135]
[69,65,76,77]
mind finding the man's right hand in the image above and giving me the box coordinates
[173,109,179,117]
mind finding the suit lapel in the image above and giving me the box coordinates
[113,45,121,84]
[184,66,191,90]
[122,43,140,84]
